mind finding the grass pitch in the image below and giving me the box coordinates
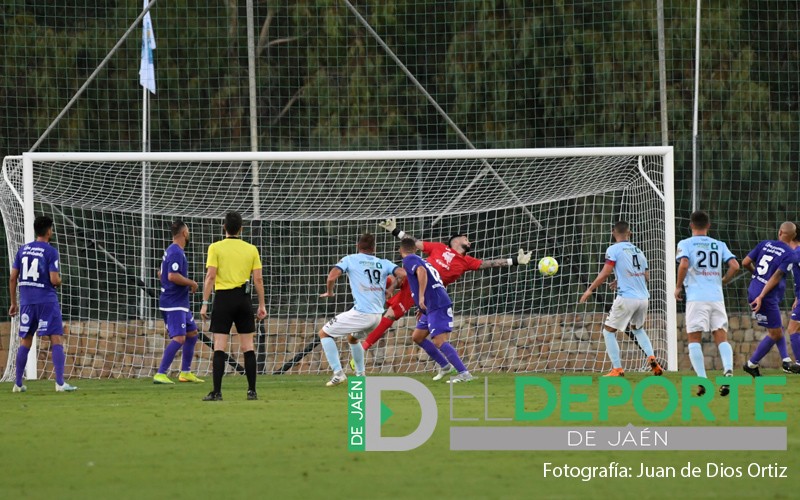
[0,372,796,499]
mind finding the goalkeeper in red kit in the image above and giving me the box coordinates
[352,218,532,379]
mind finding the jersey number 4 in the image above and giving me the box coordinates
[20,256,40,281]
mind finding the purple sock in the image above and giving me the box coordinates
[777,334,789,359]
[417,338,449,367]
[181,335,198,372]
[52,343,66,386]
[751,336,776,364]
[15,345,30,386]
[158,340,182,374]
[438,342,467,373]
[791,334,800,362]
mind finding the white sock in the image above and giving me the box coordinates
[717,341,733,373]
[632,328,655,357]
[688,342,707,378]
[603,330,622,368]
[349,342,365,374]
[320,337,342,374]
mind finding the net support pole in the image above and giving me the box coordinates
[663,149,678,371]
[22,155,38,380]
[246,0,260,219]
[656,0,669,146]
[140,88,149,322]
[691,0,702,211]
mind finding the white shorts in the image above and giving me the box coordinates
[322,308,382,339]
[605,297,648,331]
[685,301,728,333]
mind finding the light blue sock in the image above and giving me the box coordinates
[603,330,622,368]
[718,341,733,373]
[320,337,342,373]
[632,328,655,357]
[688,342,707,378]
[349,342,365,374]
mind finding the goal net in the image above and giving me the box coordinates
[0,149,675,381]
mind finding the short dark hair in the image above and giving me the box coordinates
[400,238,417,253]
[448,233,468,248]
[224,211,243,235]
[357,233,376,252]
[170,220,187,237]
[613,221,630,234]
[34,215,54,237]
[690,211,710,229]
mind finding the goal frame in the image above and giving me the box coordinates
[7,147,677,378]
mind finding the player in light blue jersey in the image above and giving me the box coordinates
[318,233,406,386]
[675,211,739,396]
[580,221,663,377]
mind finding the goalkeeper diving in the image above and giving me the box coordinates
[353,218,532,379]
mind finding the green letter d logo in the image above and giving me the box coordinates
[365,377,438,451]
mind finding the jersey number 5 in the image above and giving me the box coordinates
[756,255,773,276]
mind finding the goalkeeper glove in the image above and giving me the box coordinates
[379,218,406,239]
[510,249,532,266]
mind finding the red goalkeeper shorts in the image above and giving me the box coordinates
[387,281,415,319]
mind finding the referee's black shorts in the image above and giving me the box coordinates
[209,287,256,334]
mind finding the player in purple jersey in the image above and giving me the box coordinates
[8,216,77,392]
[783,234,800,372]
[399,238,472,383]
[743,222,800,376]
[153,220,203,384]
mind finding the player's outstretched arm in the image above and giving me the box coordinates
[8,268,19,316]
[675,258,690,301]
[741,256,755,273]
[478,249,532,269]
[200,267,217,320]
[252,268,267,320]
[379,218,425,250]
[751,269,784,311]
[722,258,740,285]
[321,267,343,298]
[579,263,614,303]
[415,266,428,312]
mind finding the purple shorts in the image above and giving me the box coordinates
[161,310,198,338]
[415,307,454,337]
[791,301,800,322]
[750,298,782,329]
[19,303,64,337]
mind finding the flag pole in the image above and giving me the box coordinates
[140,0,156,321]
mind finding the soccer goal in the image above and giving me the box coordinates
[0,148,675,381]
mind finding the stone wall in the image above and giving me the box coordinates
[0,312,785,379]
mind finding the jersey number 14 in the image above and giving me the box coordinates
[20,256,40,281]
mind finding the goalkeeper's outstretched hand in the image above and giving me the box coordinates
[379,218,397,232]
[517,249,532,265]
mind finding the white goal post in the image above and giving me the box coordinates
[1,147,676,381]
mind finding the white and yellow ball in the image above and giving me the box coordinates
[538,256,559,276]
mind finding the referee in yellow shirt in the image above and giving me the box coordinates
[200,211,267,401]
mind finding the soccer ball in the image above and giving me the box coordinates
[538,256,559,276]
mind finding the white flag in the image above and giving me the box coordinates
[139,0,156,94]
